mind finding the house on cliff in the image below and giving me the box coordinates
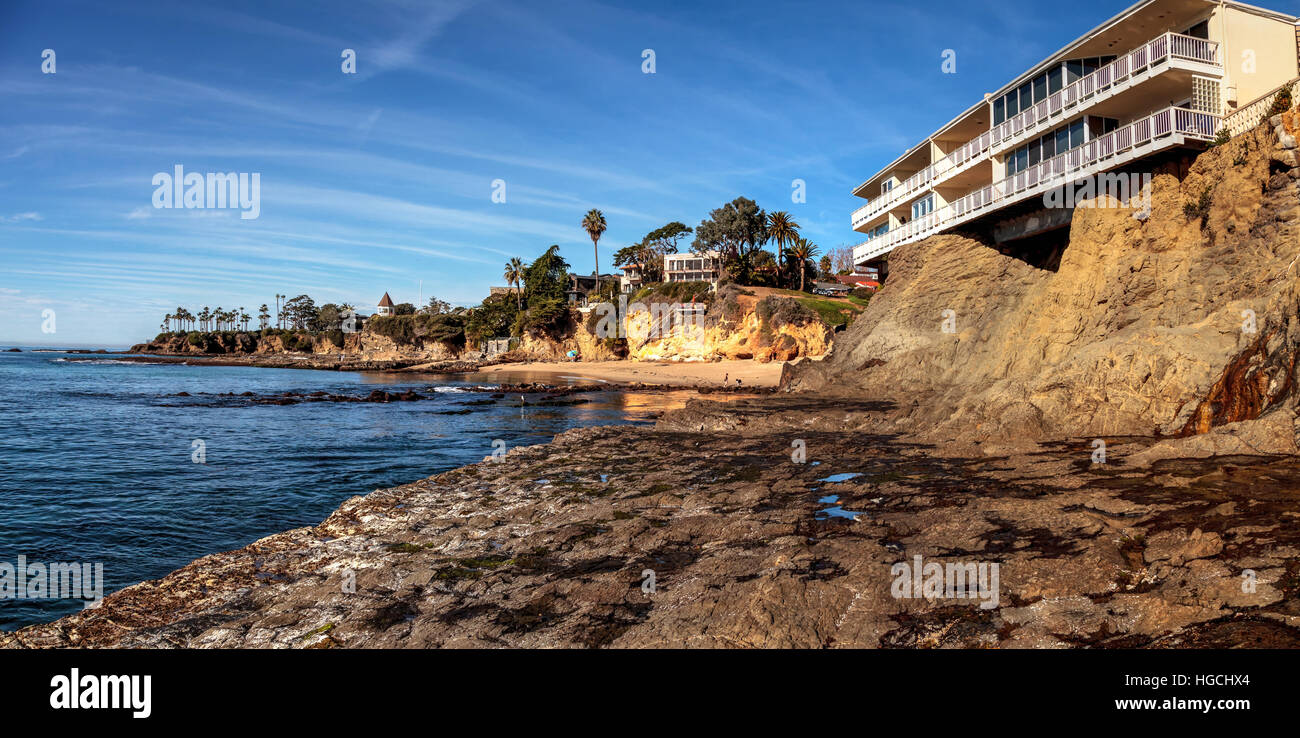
[849,0,1300,271]
[376,292,395,316]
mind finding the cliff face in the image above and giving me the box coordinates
[787,111,1300,454]
[623,289,835,363]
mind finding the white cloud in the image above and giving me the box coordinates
[2,212,42,222]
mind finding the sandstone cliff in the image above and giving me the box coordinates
[787,110,1300,457]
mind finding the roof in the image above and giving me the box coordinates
[377,292,394,307]
[832,274,877,285]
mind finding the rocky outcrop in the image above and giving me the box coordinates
[623,288,835,363]
[787,111,1300,454]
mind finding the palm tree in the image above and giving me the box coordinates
[164,313,174,332]
[504,257,525,310]
[766,212,800,288]
[275,294,285,329]
[240,308,250,331]
[199,307,210,332]
[789,238,819,292]
[582,208,607,283]
[258,304,270,330]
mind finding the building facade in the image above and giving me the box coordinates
[663,251,723,284]
[619,263,645,294]
[850,0,1300,269]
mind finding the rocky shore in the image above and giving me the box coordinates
[3,395,1297,649]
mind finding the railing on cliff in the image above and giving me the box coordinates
[1220,76,1300,138]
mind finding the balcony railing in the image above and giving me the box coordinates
[850,32,1220,231]
[853,106,1219,264]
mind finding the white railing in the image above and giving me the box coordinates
[853,106,1219,264]
[851,32,1221,231]
[1220,76,1300,138]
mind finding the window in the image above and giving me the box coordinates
[1019,83,1032,111]
[993,97,1005,126]
[863,223,890,242]
[1069,119,1085,147]
[1040,132,1056,159]
[1065,60,1083,84]
[1006,91,1019,118]
[912,194,934,220]
[1032,75,1047,104]
[881,180,894,194]
[1048,66,1063,95]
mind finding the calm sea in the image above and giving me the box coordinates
[0,349,694,629]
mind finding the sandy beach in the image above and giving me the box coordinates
[472,359,786,387]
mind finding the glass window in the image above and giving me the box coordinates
[1069,119,1085,147]
[1019,83,1032,111]
[1032,74,1047,104]
[1005,92,1019,118]
[882,180,893,193]
[1048,66,1063,94]
[911,195,933,220]
[1028,140,1041,167]
[1066,60,1083,83]
[1056,126,1070,153]
[993,97,1004,126]
[1040,133,1056,159]
[1016,147,1028,172]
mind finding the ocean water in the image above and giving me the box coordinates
[0,350,695,629]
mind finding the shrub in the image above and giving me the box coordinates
[755,296,819,330]
[1266,87,1293,118]
[414,313,467,348]
[1183,184,1214,222]
[323,329,345,348]
[367,315,415,344]
[629,281,714,305]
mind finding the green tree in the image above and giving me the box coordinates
[582,208,607,283]
[314,304,343,331]
[520,244,572,337]
[282,295,316,330]
[766,211,800,287]
[393,302,416,316]
[503,257,525,310]
[788,238,819,292]
[258,304,270,330]
[617,221,691,283]
[421,297,451,315]
[692,197,768,284]
[466,292,519,343]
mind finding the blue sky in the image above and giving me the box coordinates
[4,0,1295,345]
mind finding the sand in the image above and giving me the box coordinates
[474,359,785,387]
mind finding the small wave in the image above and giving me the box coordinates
[50,358,170,366]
